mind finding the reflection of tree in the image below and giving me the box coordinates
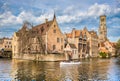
[11,59,110,81]
[12,60,60,81]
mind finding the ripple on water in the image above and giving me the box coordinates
[0,58,120,81]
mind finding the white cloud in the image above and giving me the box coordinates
[56,3,112,24]
[0,11,18,26]
[63,6,75,14]
[57,15,77,24]
[0,2,120,42]
[0,11,54,27]
[0,3,117,27]
[87,3,111,17]
[114,8,120,13]
[108,36,120,42]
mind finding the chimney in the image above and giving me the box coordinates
[72,28,75,43]
[45,19,48,23]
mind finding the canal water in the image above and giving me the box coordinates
[0,58,120,81]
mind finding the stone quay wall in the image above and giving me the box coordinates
[12,53,66,61]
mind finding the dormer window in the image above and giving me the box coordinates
[53,29,56,33]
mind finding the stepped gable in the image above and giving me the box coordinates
[32,20,53,35]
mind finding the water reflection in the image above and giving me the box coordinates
[0,58,120,81]
[11,60,61,81]
[60,65,80,81]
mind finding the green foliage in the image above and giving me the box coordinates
[116,39,120,55]
[99,52,107,58]
[116,39,120,49]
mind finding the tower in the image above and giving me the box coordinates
[98,15,107,42]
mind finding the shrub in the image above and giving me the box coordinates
[99,52,107,58]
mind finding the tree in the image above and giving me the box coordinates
[116,39,120,55]
[99,52,107,58]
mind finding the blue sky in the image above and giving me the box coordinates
[0,0,120,42]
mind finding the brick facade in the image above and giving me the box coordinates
[12,14,64,57]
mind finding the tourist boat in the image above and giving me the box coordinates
[60,61,81,65]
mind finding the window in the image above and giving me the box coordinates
[101,18,104,22]
[14,46,16,51]
[36,45,37,51]
[54,25,56,27]
[9,42,11,44]
[61,45,63,50]
[47,24,49,27]
[57,38,59,43]
[53,30,56,33]
[5,46,7,48]
[53,45,56,50]
[61,38,63,42]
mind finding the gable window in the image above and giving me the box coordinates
[61,38,63,42]
[53,45,56,50]
[61,45,63,50]
[54,25,56,27]
[53,30,56,33]
[57,38,59,43]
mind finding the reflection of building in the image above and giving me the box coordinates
[60,65,79,81]
[64,27,98,58]
[12,14,64,57]
[11,59,61,81]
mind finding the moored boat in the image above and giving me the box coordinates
[60,61,80,65]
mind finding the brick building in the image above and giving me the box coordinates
[12,14,64,57]
[0,38,12,57]
[0,38,12,51]
[65,27,98,59]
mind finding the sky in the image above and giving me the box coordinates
[0,0,120,42]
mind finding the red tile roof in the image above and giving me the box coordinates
[32,21,53,35]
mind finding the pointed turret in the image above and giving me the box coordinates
[83,26,88,31]
[53,12,56,21]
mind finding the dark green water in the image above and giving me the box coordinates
[0,58,120,81]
